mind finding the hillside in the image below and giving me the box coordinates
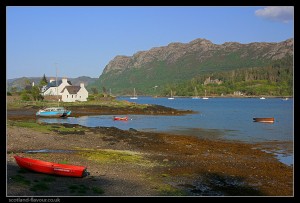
[91,38,293,95]
[7,76,98,92]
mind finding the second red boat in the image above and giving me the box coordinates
[113,116,128,121]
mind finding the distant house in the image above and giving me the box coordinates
[61,83,89,102]
[42,78,72,96]
[41,78,88,102]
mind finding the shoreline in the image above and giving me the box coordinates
[7,121,293,196]
[6,101,293,196]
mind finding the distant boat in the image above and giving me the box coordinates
[260,97,266,100]
[130,88,138,99]
[168,90,175,100]
[192,87,200,99]
[14,155,88,177]
[113,116,128,121]
[202,89,209,100]
[282,98,289,101]
[36,107,71,118]
[253,117,275,123]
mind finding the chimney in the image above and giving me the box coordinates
[62,78,68,83]
[80,83,85,88]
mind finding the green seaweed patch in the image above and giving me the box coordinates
[77,148,156,167]
[68,184,102,195]
[157,184,187,196]
[41,176,56,182]
[30,182,50,191]
[92,186,105,194]
[10,174,31,186]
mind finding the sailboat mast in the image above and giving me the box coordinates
[55,63,59,107]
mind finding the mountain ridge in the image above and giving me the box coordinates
[94,37,293,95]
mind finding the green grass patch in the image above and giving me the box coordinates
[10,174,31,186]
[30,182,50,191]
[157,184,187,196]
[77,148,156,167]
[41,176,56,182]
[68,184,91,195]
[17,169,28,174]
[92,186,105,194]
[7,120,86,134]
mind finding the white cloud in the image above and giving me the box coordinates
[255,6,294,23]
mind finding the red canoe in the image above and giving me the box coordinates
[253,117,275,123]
[113,116,128,121]
[14,155,88,177]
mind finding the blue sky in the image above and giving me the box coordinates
[6,6,294,79]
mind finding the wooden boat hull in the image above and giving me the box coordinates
[14,155,87,177]
[253,117,275,123]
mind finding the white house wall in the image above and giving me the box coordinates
[77,87,88,101]
[58,79,71,95]
[43,79,71,96]
[43,87,58,96]
[61,87,89,102]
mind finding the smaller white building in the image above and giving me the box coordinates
[61,83,89,102]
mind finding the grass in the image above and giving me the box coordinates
[7,95,149,109]
[77,148,157,167]
[10,174,31,186]
[68,184,104,195]
[7,120,86,134]
[156,184,187,196]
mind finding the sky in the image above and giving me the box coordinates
[6,6,294,79]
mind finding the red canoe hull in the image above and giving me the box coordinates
[113,116,128,121]
[253,117,275,123]
[14,155,87,177]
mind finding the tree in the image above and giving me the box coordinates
[39,74,48,86]
[102,86,107,97]
[91,87,98,95]
[31,86,44,101]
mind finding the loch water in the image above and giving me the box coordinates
[37,97,294,166]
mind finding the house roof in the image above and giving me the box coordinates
[61,86,81,94]
[46,79,72,88]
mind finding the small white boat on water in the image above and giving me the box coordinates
[202,90,209,100]
[130,88,138,100]
[168,90,175,100]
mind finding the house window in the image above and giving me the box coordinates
[72,95,73,98]
[67,95,68,98]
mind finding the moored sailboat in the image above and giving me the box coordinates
[130,88,138,99]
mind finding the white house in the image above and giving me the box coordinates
[42,78,72,96]
[61,83,89,102]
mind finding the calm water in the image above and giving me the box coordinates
[37,97,294,165]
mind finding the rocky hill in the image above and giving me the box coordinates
[93,38,293,95]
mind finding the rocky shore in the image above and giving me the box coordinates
[6,105,293,197]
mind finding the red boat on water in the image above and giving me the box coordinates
[253,117,275,123]
[113,116,128,121]
[14,155,88,177]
